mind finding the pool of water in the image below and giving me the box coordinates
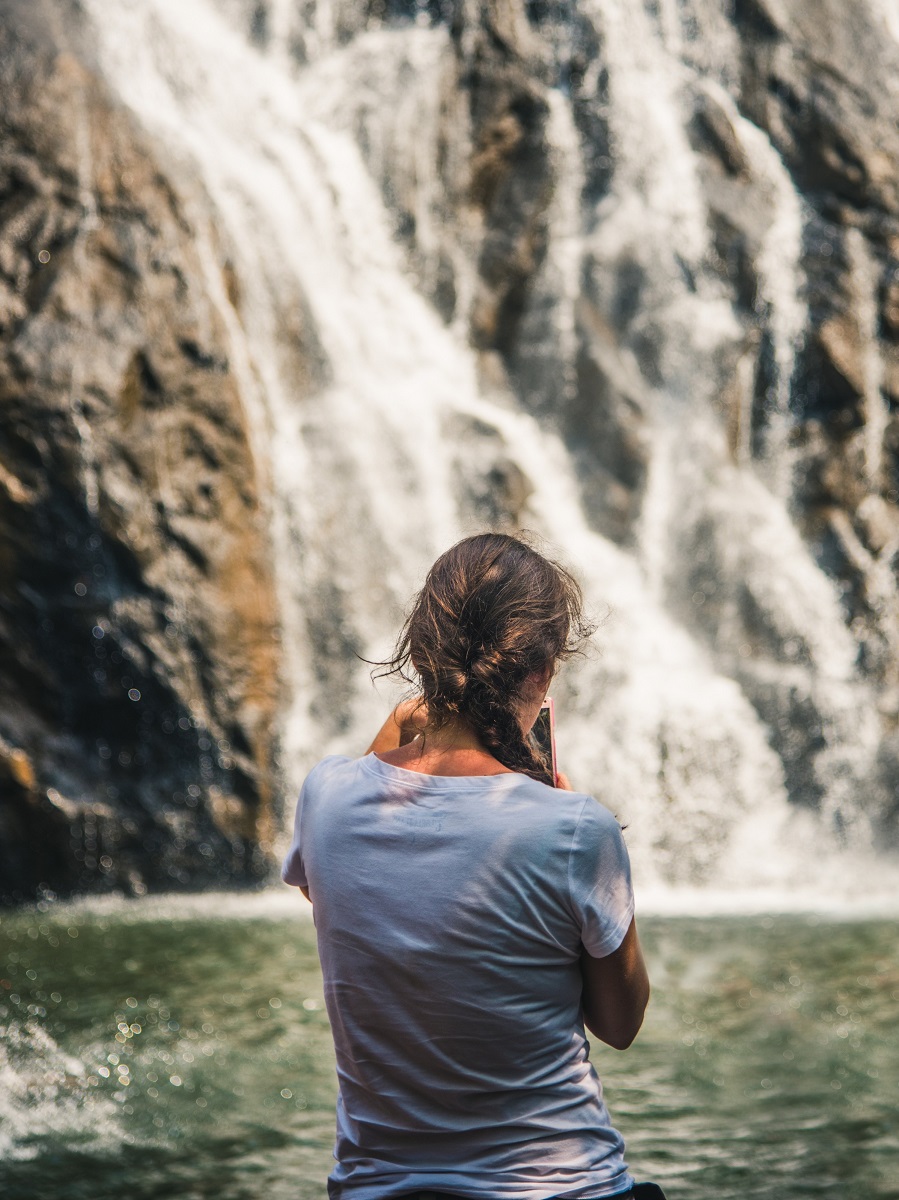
[1,894,897,1200]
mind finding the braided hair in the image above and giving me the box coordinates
[379,534,592,785]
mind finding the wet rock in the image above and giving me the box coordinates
[445,413,535,531]
[717,0,899,719]
[796,314,867,435]
[733,0,899,215]
[690,92,752,180]
[567,299,650,544]
[461,34,553,362]
[0,2,281,902]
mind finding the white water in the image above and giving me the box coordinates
[73,0,898,905]
[0,1019,121,1161]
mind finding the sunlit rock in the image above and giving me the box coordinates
[0,0,280,901]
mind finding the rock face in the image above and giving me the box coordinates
[730,0,899,665]
[3,0,899,902]
[0,1,281,902]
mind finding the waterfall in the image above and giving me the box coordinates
[73,0,898,907]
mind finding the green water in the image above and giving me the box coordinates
[1,896,897,1200]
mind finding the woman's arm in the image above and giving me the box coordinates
[580,917,650,1050]
[364,698,428,755]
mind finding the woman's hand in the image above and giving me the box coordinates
[364,698,428,755]
[555,771,574,790]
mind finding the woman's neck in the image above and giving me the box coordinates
[374,720,514,777]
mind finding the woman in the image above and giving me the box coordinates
[282,533,656,1200]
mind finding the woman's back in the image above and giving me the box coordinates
[283,751,636,1200]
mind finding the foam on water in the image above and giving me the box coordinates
[0,1019,121,1161]
[27,887,315,923]
[5,873,899,928]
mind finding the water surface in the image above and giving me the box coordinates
[1,896,896,1200]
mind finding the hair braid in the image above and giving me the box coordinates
[465,672,554,785]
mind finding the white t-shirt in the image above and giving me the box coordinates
[281,753,636,1200]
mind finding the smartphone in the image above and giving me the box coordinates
[531,697,558,785]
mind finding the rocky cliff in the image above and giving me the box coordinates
[0,0,281,901]
[2,0,898,902]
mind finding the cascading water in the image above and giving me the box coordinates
[67,0,899,908]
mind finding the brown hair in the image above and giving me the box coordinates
[377,533,592,785]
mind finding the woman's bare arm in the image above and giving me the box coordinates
[580,917,650,1050]
[365,699,428,754]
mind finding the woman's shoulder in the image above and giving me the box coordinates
[506,775,622,836]
[301,754,358,791]
[571,790,624,831]
[543,787,627,860]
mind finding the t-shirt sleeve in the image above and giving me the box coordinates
[568,797,635,958]
[280,776,311,888]
[280,755,352,888]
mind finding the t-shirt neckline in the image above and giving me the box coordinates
[361,752,525,791]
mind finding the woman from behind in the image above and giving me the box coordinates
[282,532,658,1200]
